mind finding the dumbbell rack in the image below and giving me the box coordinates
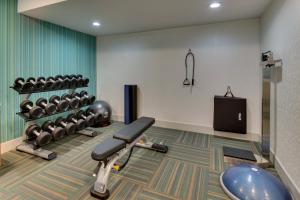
[11,86,96,160]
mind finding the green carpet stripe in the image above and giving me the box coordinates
[137,188,178,200]
[176,131,210,149]
[166,145,209,166]
[110,180,140,200]
[0,159,48,189]
[168,162,184,196]
[14,184,51,200]
[38,173,80,192]
[149,158,209,199]
[210,147,224,172]
[208,171,230,200]
[25,180,69,200]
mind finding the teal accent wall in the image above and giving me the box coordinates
[0,0,96,142]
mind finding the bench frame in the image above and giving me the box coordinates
[91,134,144,197]
[91,134,167,199]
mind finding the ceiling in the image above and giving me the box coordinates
[20,0,272,36]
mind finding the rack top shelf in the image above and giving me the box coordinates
[10,85,88,95]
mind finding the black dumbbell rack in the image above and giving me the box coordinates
[11,82,96,160]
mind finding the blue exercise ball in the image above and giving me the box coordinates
[220,164,293,200]
[89,100,112,127]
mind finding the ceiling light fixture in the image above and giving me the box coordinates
[92,21,101,27]
[210,2,221,8]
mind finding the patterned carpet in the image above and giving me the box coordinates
[0,122,274,200]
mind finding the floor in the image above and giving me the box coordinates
[0,122,276,200]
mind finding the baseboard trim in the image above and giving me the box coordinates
[1,137,23,154]
[112,115,260,142]
[270,150,300,199]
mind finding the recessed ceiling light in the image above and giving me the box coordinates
[210,2,221,8]
[92,21,101,27]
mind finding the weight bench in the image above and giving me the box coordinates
[90,117,168,199]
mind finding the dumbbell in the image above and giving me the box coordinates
[76,110,95,127]
[20,100,44,118]
[49,95,69,111]
[55,117,77,135]
[14,77,33,91]
[71,92,89,106]
[46,77,63,89]
[26,77,44,91]
[80,91,96,104]
[81,77,89,87]
[70,74,83,79]
[62,75,78,88]
[66,114,86,131]
[55,75,71,89]
[26,124,52,146]
[69,74,83,87]
[61,94,80,109]
[37,77,54,90]
[42,120,65,141]
[36,98,56,115]
[86,108,102,123]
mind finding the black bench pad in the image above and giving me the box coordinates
[91,138,126,161]
[113,117,155,143]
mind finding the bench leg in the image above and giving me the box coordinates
[91,161,113,199]
[90,185,110,200]
[91,147,131,199]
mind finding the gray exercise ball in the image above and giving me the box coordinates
[89,100,112,127]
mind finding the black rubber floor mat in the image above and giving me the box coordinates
[223,146,257,162]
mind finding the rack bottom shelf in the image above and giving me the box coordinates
[16,143,57,160]
[15,129,97,160]
[77,129,97,137]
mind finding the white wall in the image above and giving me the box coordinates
[261,0,300,197]
[97,19,261,134]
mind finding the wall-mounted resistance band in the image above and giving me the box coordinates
[183,49,195,87]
